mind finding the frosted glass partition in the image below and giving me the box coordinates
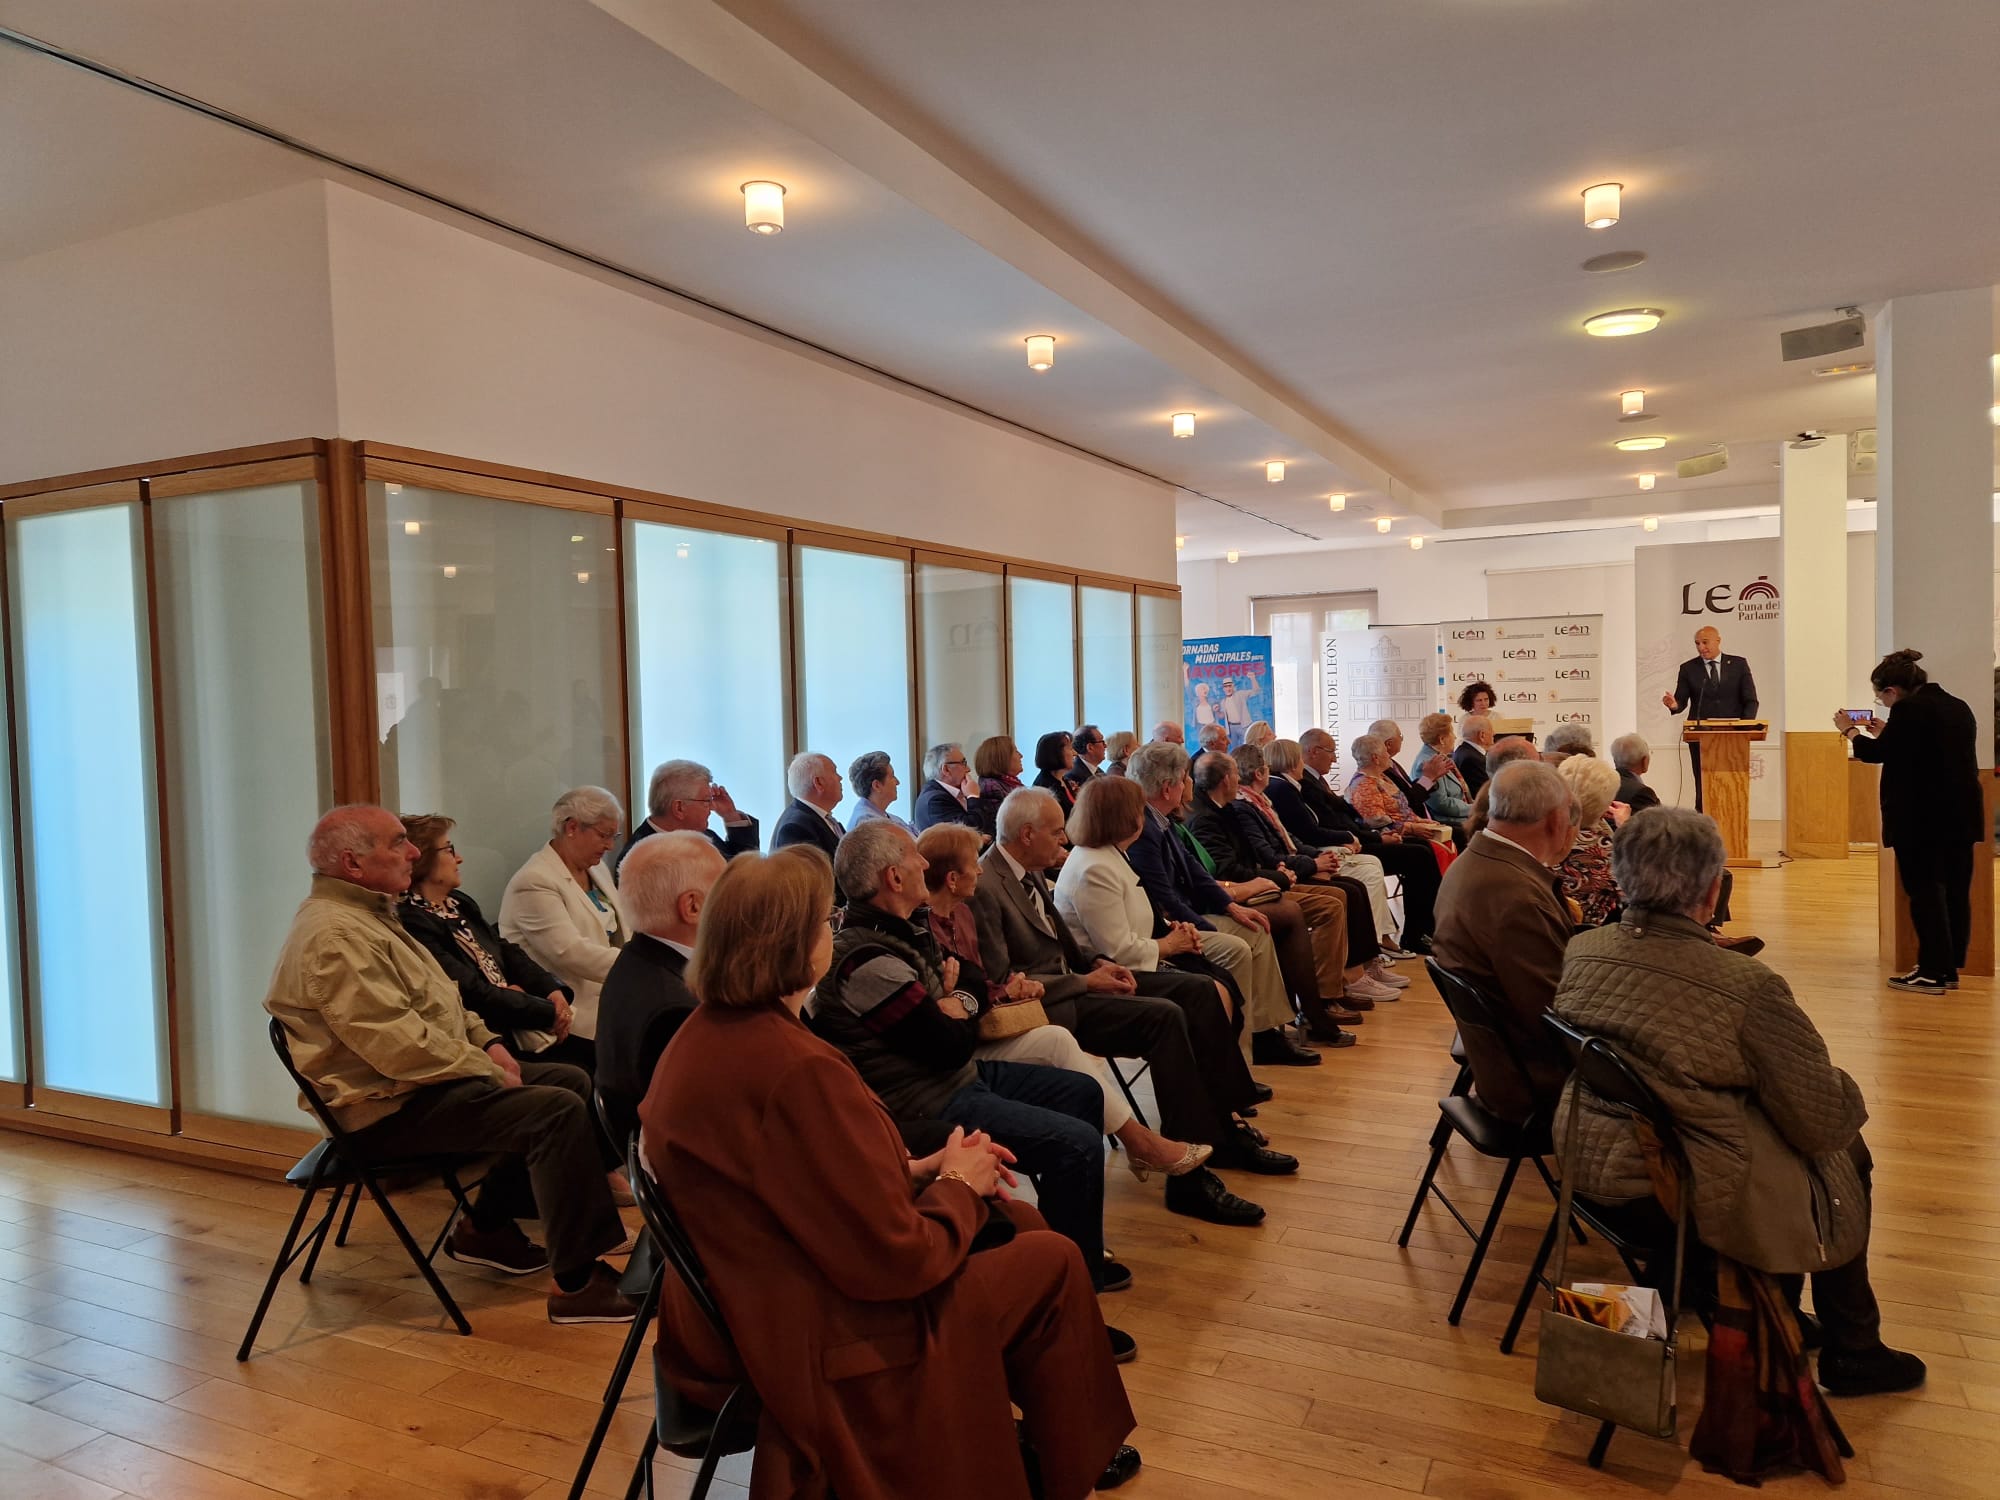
[1008,575,1078,744]
[0,624,18,1083]
[372,485,622,909]
[7,503,168,1105]
[157,483,332,1127]
[1138,590,1185,736]
[796,545,913,820]
[626,520,787,828]
[1079,585,1136,735]
[918,561,1004,755]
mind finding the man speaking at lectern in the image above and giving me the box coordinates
[1661,625,1759,811]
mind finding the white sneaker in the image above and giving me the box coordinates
[1368,958,1411,989]
[1378,941,1417,962]
[1346,973,1400,1003]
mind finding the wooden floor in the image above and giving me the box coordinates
[2,854,1997,1500]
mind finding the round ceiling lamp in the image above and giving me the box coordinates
[1171,411,1195,438]
[1637,472,1656,491]
[1327,493,1347,512]
[741,180,786,235]
[1581,249,1647,274]
[1615,435,1668,452]
[1226,550,1239,564]
[1642,516,1660,532]
[1582,183,1622,229]
[1409,536,1425,551]
[1025,335,1056,371]
[1175,534,1187,549]
[1584,307,1665,337]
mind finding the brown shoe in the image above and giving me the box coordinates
[1715,933,1766,958]
[1327,1006,1364,1025]
[547,1262,639,1325]
[1337,991,1376,1011]
[444,1218,548,1276]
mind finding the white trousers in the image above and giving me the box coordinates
[977,1024,1132,1133]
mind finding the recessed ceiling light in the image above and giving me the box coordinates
[1584,308,1665,337]
[1226,550,1239,564]
[570,533,584,543]
[385,483,403,496]
[1620,389,1646,417]
[1409,536,1425,551]
[403,520,420,536]
[1175,533,1187,549]
[1811,361,1875,378]
[1638,473,1656,491]
[1582,183,1622,229]
[441,565,457,579]
[1327,493,1347,512]
[576,571,591,584]
[1642,516,1659,532]
[1171,412,1195,438]
[1025,334,1055,371]
[1265,461,1285,483]
[741,180,786,235]
[1991,404,1999,427]
[1615,435,1667,451]
[1581,250,1647,274]
[1375,517,1393,534]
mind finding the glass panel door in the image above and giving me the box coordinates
[795,544,914,821]
[1079,584,1136,735]
[917,561,1005,757]
[1008,574,1077,744]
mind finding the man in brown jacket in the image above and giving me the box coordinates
[1430,760,1577,1120]
[265,805,632,1324]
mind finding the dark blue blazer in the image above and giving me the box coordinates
[770,798,842,860]
[1670,653,1759,720]
[911,779,981,833]
[1126,808,1232,930]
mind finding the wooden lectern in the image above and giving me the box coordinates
[1684,720,1767,866]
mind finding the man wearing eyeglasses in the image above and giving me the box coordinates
[913,742,984,833]
[1066,724,1108,793]
[618,759,759,874]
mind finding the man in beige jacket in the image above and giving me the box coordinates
[265,805,632,1324]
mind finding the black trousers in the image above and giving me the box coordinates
[1895,841,1976,978]
[1371,840,1442,943]
[344,1060,627,1279]
[1049,974,1257,1147]
[1690,742,1703,813]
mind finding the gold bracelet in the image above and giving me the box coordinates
[937,1168,974,1189]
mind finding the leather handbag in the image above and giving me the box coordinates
[976,998,1049,1041]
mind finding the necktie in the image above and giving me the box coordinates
[1707,660,1719,686]
[1020,870,1050,928]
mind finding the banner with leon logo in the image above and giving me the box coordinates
[1438,615,1604,749]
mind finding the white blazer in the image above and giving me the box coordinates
[498,842,630,1041]
[1052,843,1160,971]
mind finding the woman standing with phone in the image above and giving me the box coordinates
[1837,649,1983,994]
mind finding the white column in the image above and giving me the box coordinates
[1779,439,1850,855]
[1875,288,1995,762]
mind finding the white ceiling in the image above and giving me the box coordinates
[5,0,1998,561]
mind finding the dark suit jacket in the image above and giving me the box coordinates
[1431,832,1573,1120]
[1849,682,1983,850]
[1670,654,1759,719]
[595,934,697,1142]
[1063,760,1098,794]
[770,798,842,860]
[1184,797,1282,886]
[1031,768,1077,817]
[1386,758,1431,814]
[912,779,981,833]
[1126,808,1232,929]
[617,813,759,875]
[1453,740,1490,798]
[1300,767,1386,849]
[1616,769,1660,812]
[968,846,1102,1009]
[1268,775,1351,852]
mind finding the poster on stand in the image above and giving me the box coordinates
[1633,539,1784,819]
[1182,635,1273,749]
[1320,625,1440,771]
[1439,615,1604,748]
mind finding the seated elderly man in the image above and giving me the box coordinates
[594,830,718,1143]
[846,750,916,833]
[1294,727,1442,952]
[1431,761,1578,1121]
[1196,721,1231,756]
[1609,732,1661,812]
[1150,719,1184,745]
[617,759,758,875]
[973,787,1295,1208]
[266,806,632,1323]
[1264,738,1405,959]
[1455,713,1496,796]
[1541,722,1596,762]
[1555,808,1925,1398]
[810,821,1135,1320]
[1123,742,1327,1064]
[1466,736,1544,837]
[913,742,982,833]
[770,751,844,859]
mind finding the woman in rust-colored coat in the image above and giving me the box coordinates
[639,846,1135,1500]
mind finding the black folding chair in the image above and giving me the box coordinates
[238,1018,490,1360]
[1397,961,1567,1328]
[1105,1057,1151,1131]
[567,1135,664,1500]
[622,1150,761,1500]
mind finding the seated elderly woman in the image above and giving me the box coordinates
[1556,753,1628,927]
[1103,729,1139,778]
[1241,720,1276,751]
[499,787,631,1047]
[1554,808,1925,1400]
[972,734,1025,836]
[1031,730,1081,817]
[641,847,1141,1497]
[1346,733,1453,863]
[846,749,915,833]
[915,822,1211,1182]
[1411,712,1474,833]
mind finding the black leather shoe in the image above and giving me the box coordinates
[1819,1344,1926,1396]
[1096,1260,1133,1293]
[1407,934,1434,955]
[1251,1029,1322,1067]
[1248,1082,1275,1104]
[1096,1445,1142,1490]
[1212,1124,1300,1176]
[1164,1167,1266,1225]
[1106,1326,1137,1364]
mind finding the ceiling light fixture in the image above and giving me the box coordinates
[1642,516,1660,532]
[1327,493,1347,512]
[1581,249,1647,274]
[1620,389,1646,417]
[1638,472,1656,491]
[1226,550,1239,564]
[1409,536,1425,551]
[402,520,420,536]
[1025,334,1056,371]
[441,565,457,579]
[1991,404,1999,426]
[1582,182,1622,229]
[385,483,402,496]
[576,571,591,584]
[1375,517,1393,534]
[1265,461,1285,483]
[741,180,786,235]
[570,533,584,543]
[1171,412,1195,438]
[1584,307,1665,337]
[1615,435,1667,452]
[1811,361,1875,378]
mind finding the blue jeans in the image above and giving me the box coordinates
[942,1061,1107,1283]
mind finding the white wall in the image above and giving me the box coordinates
[322,184,1177,581]
[0,182,339,484]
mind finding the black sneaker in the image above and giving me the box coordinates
[444,1219,549,1275]
[1164,1167,1266,1226]
[1887,971,1948,995]
[1251,1029,1323,1067]
[1095,1260,1134,1294]
[1106,1326,1137,1364]
[1819,1344,1926,1397]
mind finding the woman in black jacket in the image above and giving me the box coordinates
[1030,730,1080,818]
[397,813,588,1065]
[1839,649,1984,994]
